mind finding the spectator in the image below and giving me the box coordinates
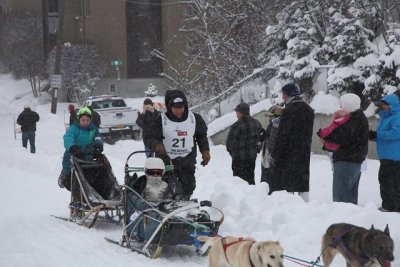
[320,93,368,205]
[144,89,210,200]
[88,106,101,128]
[68,104,77,126]
[369,94,400,212]
[136,98,160,157]
[317,109,350,152]
[260,105,283,193]
[58,107,103,189]
[226,102,263,185]
[17,105,40,153]
[270,83,314,201]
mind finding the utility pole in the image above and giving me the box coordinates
[51,0,65,114]
[42,0,50,62]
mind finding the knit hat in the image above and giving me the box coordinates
[143,98,153,105]
[24,104,30,109]
[281,83,301,96]
[265,105,284,117]
[234,103,250,115]
[340,93,361,113]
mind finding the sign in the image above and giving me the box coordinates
[111,60,123,66]
[50,74,62,88]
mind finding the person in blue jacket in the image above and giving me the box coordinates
[369,94,400,212]
[58,107,103,189]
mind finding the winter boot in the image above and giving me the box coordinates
[58,173,66,188]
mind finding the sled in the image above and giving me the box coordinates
[107,151,224,258]
[68,154,123,228]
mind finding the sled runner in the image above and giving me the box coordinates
[68,154,123,228]
[106,151,224,258]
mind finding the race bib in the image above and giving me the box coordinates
[162,112,196,159]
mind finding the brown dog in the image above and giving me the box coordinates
[197,236,284,267]
[321,223,394,267]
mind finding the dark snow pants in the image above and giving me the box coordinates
[378,160,400,211]
[171,156,196,199]
[232,158,256,185]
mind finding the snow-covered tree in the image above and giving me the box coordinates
[47,43,108,104]
[157,0,274,104]
[0,14,46,97]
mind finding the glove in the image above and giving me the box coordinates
[154,143,168,160]
[256,141,263,153]
[93,143,103,153]
[69,145,85,158]
[201,150,210,166]
[316,128,322,137]
[368,130,377,141]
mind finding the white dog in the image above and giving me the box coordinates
[197,236,284,267]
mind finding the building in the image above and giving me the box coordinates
[0,0,188,99]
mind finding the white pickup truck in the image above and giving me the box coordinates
[84,95,140,139]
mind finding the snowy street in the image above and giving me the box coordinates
[0,74,399,267]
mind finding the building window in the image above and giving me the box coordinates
[109,83,116,94]
[84,0,91,16]
[126,0,163,78]
[48,0,59,13]
[76,0,91,17]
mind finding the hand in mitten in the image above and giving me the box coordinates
[69,145,85,158]
[256,141,263,153]
[93,143,103,153]
[368,130,377,141]
[154,143,167,158]
[93,143,103,158]
[201,150,210,166]
[154,143,170,163]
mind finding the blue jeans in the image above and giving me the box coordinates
[145,146,154,158]
[22,131,36,153]
[332,161,362,204]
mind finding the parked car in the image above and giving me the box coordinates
[84,95,140,139]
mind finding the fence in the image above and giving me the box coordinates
[189,67,277,124]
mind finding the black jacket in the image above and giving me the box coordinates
[144,90,209,161]
[226,115,263,160]
[271,97,314,192]
[136,109,160,132]
[325,109,369,163]
[17,108,40,132]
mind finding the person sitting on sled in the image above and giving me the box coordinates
[124,157,211,242]
[58,107,103,190]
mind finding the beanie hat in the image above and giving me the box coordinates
[340,93,361,113]
[24,104,30,109]
[234,103,250,115]
[143,98,153,105]
[281,83,301,97]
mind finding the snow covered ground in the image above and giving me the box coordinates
[0,74,399,267]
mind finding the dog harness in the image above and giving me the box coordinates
[221,237,256,267]
[328,227,370,266]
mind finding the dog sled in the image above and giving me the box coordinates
[66,153,123,228]
[106,151,224,259]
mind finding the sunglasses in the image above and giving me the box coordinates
[146,169,164,176]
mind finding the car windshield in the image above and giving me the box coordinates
[91,99,126,109]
